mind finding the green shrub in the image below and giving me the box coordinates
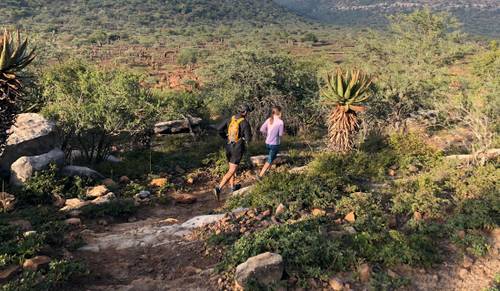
[452,231,490,257]
[226,172,337,214]
[80,199,137,219]
[391,174,450,219]
[221,219,356,279]
[1,260,88,291]
[336,192,388,232]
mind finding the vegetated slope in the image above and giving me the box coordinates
[0,0,303,41]
[275,0,500,37]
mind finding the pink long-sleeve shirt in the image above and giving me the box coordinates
[260,117,284,145]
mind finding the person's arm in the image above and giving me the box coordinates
[278,121,284,137]
[242,120,252,143]
[216,119,228,140]
[260,119,268,135]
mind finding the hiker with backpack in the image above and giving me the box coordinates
[213,104,253,201]
[257,106,284,179]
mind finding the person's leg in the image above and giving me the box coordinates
[259,145,279,178]
[229,174,235,188]
[259,162,271,177]
[219,163,238,189]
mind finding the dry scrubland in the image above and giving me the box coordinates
[0,2,499,291]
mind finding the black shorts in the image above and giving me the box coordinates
[225,142,245,165]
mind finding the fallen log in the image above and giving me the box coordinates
[154,116,202,135]
[445,148,500,164]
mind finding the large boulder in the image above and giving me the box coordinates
[10,148,65,186]
[60,165,104,180]
[0,113,59,171]
[235,252,284,289]
[154,116,202,135]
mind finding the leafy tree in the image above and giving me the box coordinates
[201,48,320,135]
[41,59,160,164]
[349,9,469,131]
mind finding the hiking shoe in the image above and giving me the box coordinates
[213,186,221,201]
[255,174,262,182]
[231,184,242,192]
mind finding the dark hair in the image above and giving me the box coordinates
[269,106,282,125]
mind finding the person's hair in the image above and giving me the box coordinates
[268,106,282,125]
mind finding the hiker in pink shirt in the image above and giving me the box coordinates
[258,106,284,178]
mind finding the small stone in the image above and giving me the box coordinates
[275,203,286,216]
[135,190,151,199]
[69,210,82,218]
[86,185,109,197]
[0,265,20,283]
[149,178,168,188]
[91,192,116,205]
[52,194,66,208]
[23,256,51,271]
[387,269,398,279]
[358,263,371,283]
[344,226,357,234]
[457,230,466,239]
[329,276,344,290]
[172,193,197,204]
[97,219,108,226]
[119,176,130,184]
[462,255,474,269]
[235,252,284,288]
[388,169,397,177]
[344,212,356,223]
[160,218,179,225]
[23,230,37,237]
[61,198,90,211]
[102,178,117,188]
[312,208,326,217]
[413,211,423,221]
[128,217,137,223]
[458,268,469,279]
[186,177,195,185]
[262,209,271,217]
[65,218,82,226]
[408,164,419,173]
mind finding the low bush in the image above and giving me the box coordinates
[226,172,338,215]
[80,199,137,219]
[221,219,356,280]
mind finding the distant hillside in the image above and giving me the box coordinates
[275,0,500,37]
[0,0,303,43]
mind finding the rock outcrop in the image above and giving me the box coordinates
[235,252,284,289]
[10,148,65,186]
[0,113,59,171]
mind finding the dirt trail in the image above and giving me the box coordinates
[73,185,236,291]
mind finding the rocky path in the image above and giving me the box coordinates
[72,180,500,291]
[73,186,237,291]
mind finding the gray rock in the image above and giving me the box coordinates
[154,116,202,135]
[232,185,254,197]
[0,113,58,171]
[91,192,116,205]
[250,154,289,167]
[235,252,284,288]
[10,148,64,186]
[60,165,104,180]
[135,190,151,199]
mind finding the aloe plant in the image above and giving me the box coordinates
[320,68,372,153]
[0,30,35,155]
